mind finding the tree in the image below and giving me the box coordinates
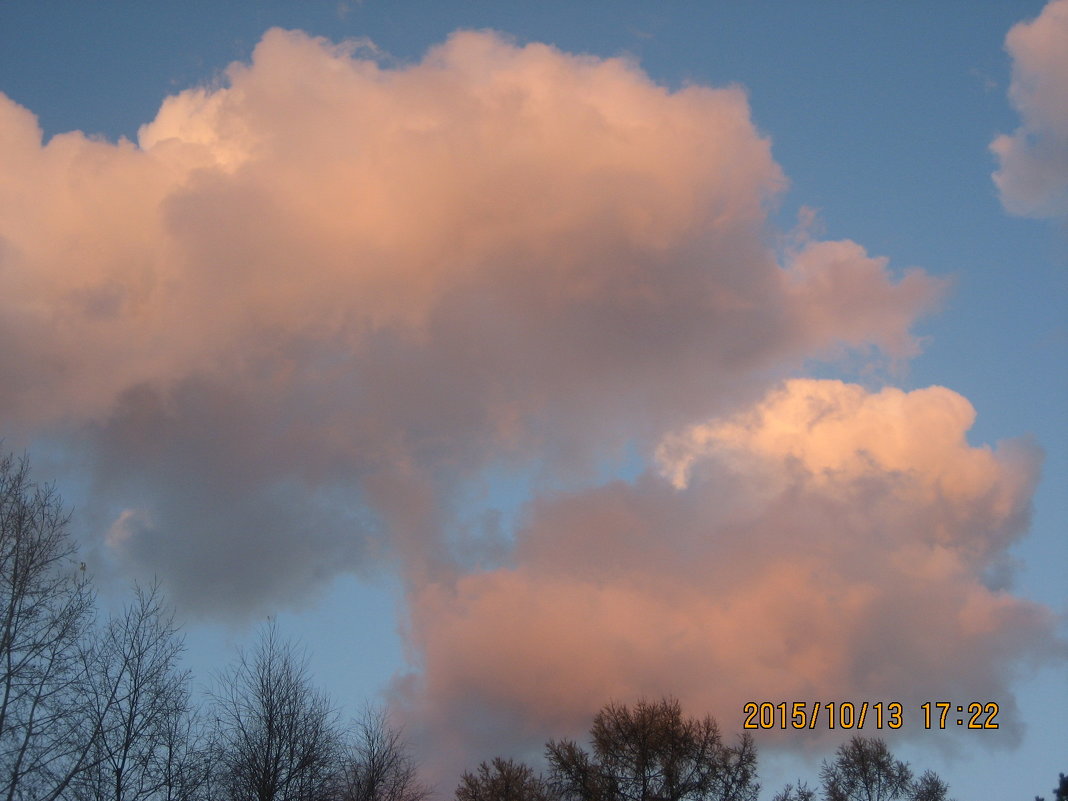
[907,772,949,801]
[772,784,816,801]
[1036,772,1068,801]
[818,738,948,801]
[456,757,556,801]
[0,452,98,801]
[212,624,342,801]
[546,697,758,801]
[71,582,205,801]
[149,696,213,801]
[336,706,429,801]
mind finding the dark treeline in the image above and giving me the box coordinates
[0,452,1056,801]
[460,698,951,801]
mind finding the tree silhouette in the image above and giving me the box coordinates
[772,783,816,801]
[212,624,342,801]
[71,582,206,801]
[336,706,429,801]
[1035,772,1068,801]
[457,757,556,801]
[818,738,948,801]
[546,697,757,801]
[0,452,98,801]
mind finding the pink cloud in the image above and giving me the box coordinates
[1,26,1059,790]
[396,380,1055,779]
[991,0,1068,218]
[0,30,943,612]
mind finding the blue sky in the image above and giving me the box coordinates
[1,2,1065,798]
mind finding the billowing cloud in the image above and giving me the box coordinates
[2,23,1061,790]
[0,29,943,612]
[396,380,1056,775]
[991,0,1068,218]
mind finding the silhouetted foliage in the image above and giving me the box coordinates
[546,697,758,801]
[456,757,556,801]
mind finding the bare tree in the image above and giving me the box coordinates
[818,739,949,801]
[212,624,342,801]
[336,707,429,801]
[150,696,213,801]
[71,582,204,801]
[771,784,816,801]
[819,738,909,801]
[0,452,98,801]
[908,772,949,801]
[546,697,758,801]
[456,757,555,801]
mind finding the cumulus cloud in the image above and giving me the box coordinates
[396,380,1056,776]
[0,29,944,612]
[991,0,1068,218]
[2,23,1061,788]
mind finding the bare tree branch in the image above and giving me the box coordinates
[71,581,206,801]
[0,452,98,801]
[336,706,430,801]
[212,623,342,801]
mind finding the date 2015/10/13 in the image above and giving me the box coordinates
[742,701,999,730]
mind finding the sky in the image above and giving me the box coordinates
[0,1,1066,799]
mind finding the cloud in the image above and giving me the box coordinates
[0,29,943,613]
[991,0,1068,218]
[2,25,1060,790]
[395,380,1057,777]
